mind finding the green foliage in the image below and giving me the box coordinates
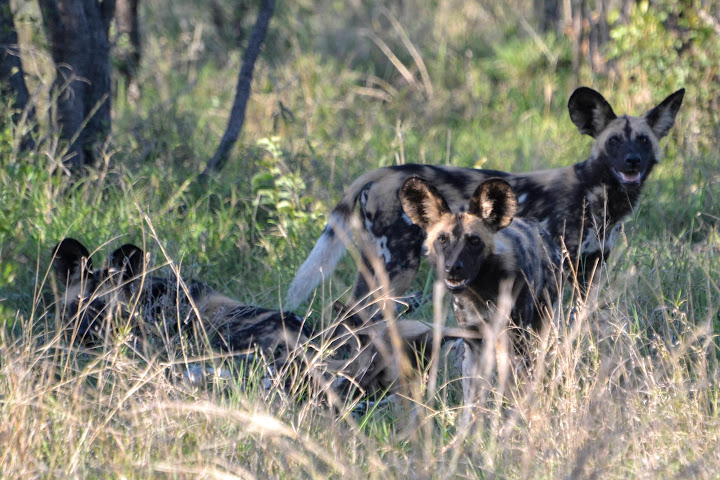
[250,136,326,279]
[608,1,688,86]
[609,0,720,139]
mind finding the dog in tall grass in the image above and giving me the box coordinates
[52,238,450,397]
[51,238,311,371]
[400,177,561,406]
[286,87,685,311]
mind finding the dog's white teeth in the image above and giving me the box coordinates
[445,279,466,288]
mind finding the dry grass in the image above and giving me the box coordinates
[1,253,718,478]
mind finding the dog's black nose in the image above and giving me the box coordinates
[625,153,641,169]
[445,260,464,276]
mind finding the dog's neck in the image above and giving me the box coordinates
[574,157,645,225]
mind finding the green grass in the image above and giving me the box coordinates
[1,0,720,477]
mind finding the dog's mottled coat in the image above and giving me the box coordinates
[399,177,561,332]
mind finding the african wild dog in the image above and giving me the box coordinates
[399,177,561,408]
[325,318,437,398]
[399,177,561,331]
[52,238,146,341]
[285,87,685,312]
[51,238,311,367]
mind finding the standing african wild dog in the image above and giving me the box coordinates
[51,238,311,367]
[285,87,685,311]
[399,177,561,408]
[399,177,561,332]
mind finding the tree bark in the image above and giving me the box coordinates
[0,0,36,149]
[202,0,275,177]
[38,0,115,172]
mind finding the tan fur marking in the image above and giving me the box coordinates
[201,293,244,324]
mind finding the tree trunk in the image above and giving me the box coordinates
[202,0,275,177]
[39,0,115,172]
[0,0,36,149]
[570,0,583,84]
[115,0,140,98]
[588,0,610,75]
[534,0,562,34]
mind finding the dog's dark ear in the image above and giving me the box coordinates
[568,87,617,138]
[468,178,517,231]
[399,176,452,230]
[52,238,92,281]
[109,244,146,281]
[644,88,685,139]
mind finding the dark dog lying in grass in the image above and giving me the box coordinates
[51,238,311,371]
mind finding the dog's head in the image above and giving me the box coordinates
[52,238,146,341]
[568,87,684,189]
[400,176,517,294]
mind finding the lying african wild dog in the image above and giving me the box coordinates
[325,318,437,398]
[51,238,311,367]
[285,87,685,311]
[400,177,561,409]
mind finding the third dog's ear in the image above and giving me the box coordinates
[644,88,685,139]
[400,176,452,230]
[109,244,146,281]
[568,86,617,138]
[52,238,92,281]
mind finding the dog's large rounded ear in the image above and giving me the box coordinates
[468,178,517,231]
[52,238,92,281]
[644,88,685,139]
[109,244,146,281]
[568,87,617,138]
[399,176,451,230]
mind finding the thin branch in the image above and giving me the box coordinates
[202,0,276,177]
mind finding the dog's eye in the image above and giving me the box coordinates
[437,234,447,244]
[468,236,481,246]
[636,135,650,145]
[607,135,620,147]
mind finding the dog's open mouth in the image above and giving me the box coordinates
[444,277,469,292]
[612,168,643,185]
